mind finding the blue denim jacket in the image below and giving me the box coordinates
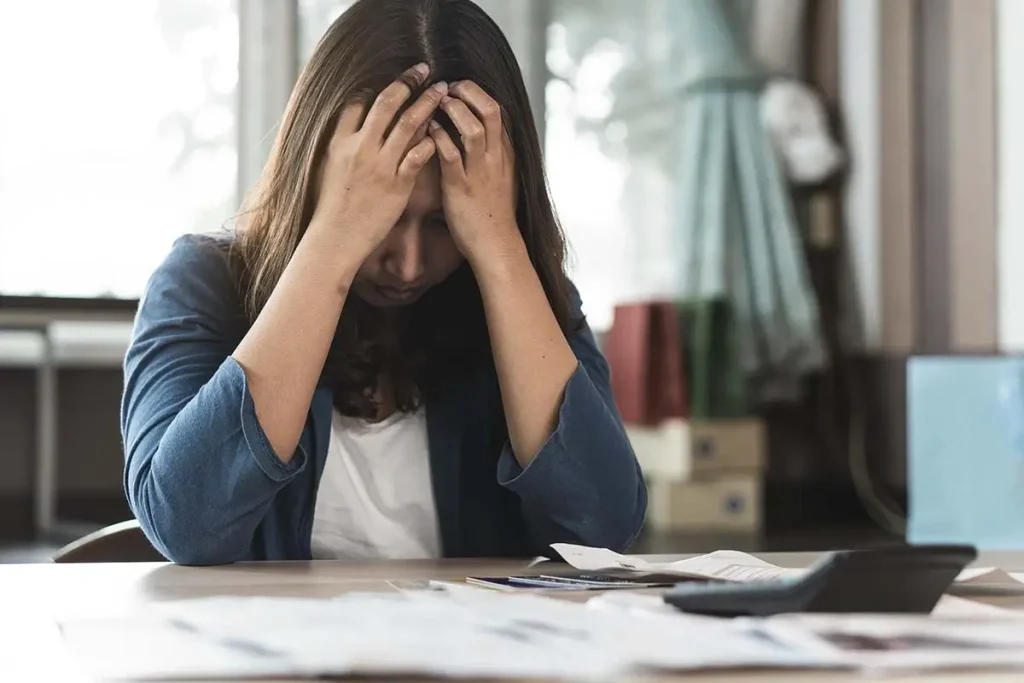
[121,235,647,565]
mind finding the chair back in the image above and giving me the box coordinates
[53,520,164,563]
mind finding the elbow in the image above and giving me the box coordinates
[130,501,245,566]
[600,472,648,553]
[163,545,242,567]
[618,475,648,552]
[569,462,648,554]
[597,427,648,553]
[137,512,246,566]
[126,460,247,566]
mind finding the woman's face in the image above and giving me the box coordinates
[351,158,464,307]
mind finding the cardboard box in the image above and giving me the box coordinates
[647,475,762,533]
[627,418,765,481]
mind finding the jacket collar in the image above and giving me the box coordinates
[425,383,465,556]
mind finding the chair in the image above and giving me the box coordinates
[52,519,165,563]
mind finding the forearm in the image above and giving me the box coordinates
[232,222,362,462]
[126,357,294,564]
[471,233,579,466]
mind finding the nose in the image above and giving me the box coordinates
[383,224,425,284]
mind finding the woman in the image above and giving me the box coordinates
[121,0,646,565]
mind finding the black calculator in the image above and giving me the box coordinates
[663,545,977,618]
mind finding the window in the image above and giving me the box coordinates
[0,0,676,313]
[546,0,676,331]
[0,0,238,299]
[299,0,353,57]
[0,0,673,318]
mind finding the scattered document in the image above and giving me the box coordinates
[386,579,447,592]
[58,589,814,681]
[587,591,680,616]
[951,567,1024,595]
[554,544,1024,595]
[932,595,1024,619]
[589,593,1023,621]
[61,592,622,681]
[58,586,1024,680]
[465,573,676,592]
[756,612,1024,673]
[465,576,596,591]
[551,544,803,582]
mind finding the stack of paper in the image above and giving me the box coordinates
[465,573,675,591]
[551,544,804,581]
[553,544,1024,595]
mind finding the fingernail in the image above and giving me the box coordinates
[428,120,441,130]
[413,63,429,76]
[432,81,448,94]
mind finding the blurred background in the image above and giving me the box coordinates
[0,0,1012,561]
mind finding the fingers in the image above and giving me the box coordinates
[448,81,503,146]
[440,94,486,155]
[428,120,465,175]
[361,62,430,140]
[335,103,367,138]
[381,81,448,160]
[397,135,437,180]
[403,120,430,158]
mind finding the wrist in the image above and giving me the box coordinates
[466,227,530,283]
[301,218,368,292]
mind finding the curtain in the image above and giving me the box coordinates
[669,0,824,416]
[749,0,808,78]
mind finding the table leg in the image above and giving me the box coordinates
[34,328,57,537]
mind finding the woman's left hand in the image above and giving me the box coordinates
[428,81,519,263]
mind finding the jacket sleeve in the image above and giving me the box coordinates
[121,235,307,565]
[495,287,647,553]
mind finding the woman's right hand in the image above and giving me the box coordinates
[308,63,447,262]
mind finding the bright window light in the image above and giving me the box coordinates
[0,0,238,299]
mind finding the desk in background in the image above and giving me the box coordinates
[4,551,1024,682]
[0,296,136,540]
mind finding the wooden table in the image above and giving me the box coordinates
[5,552,1024,682]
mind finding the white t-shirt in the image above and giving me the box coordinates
[310,408,441,560]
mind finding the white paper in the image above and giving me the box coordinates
[58,589,827,681]
[674,551,803,582]
[550,544,803,582]
[587,592,680,616]
[956,567,1024,586]
[386,579,447,593]
[932,595,1024,619]
[756,612,1024,673]
[61,592,624,681]
[59,587,1024,680]
[587,589,1023,622]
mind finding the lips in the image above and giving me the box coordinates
[375,285,421,302]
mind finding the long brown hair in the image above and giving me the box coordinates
[232,0,575,418]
